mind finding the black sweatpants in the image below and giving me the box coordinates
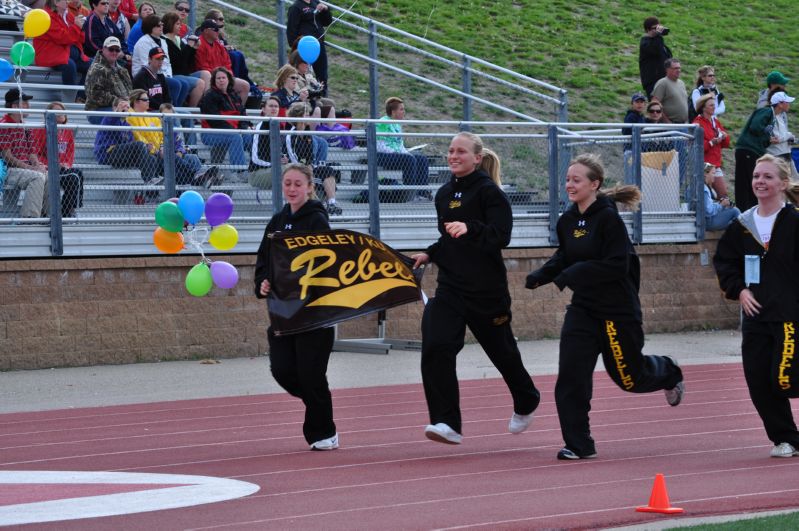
[268,325,336,445]
[734,149,759,212]
[421,290,541,435]
[556,306,683,456]
[741,320,799,447]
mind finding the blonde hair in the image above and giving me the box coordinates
[46,101,67,123]
[282,163,317,200]
[275,64,298,90]
[695,65,715,88]
[755,154,799,205]
[452,132,502,186]
[703,162,716,186]
[570,153,641,210]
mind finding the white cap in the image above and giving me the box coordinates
[770,91,795,105]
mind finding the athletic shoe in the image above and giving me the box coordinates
[310,433,339,451]
[198,166,219,189]
[147,176,164,186]
[508,412,534,434]
[327,203,342,216]
[770,442,799,458]
[557,447,597,460]
[664,356,685,406]
[424,423,462,444]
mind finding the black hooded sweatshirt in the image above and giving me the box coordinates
[425,168,513,300]
[526,195,642,322]
[254,199,329,298]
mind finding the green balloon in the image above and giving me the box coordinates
[10,41,34,67]
[155,201,184,233]
[185,263,212,297]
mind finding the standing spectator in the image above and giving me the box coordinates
[203,9,256,89]
[736,95,784,211]
[194,19,250,105]
[411,132,541,445]
[651,58,688,124]
[107,0,130,42]
[132,46,172,110]
[693,93,731,198]
[84,36,132,124]
[199,66,250,178]
[0,89,47,218]
[33,0,91,100]
[622,92,647,137]
[67,0,89,18]
[83,0,129,65]
[286,0,332,96]
[702,163,739,231]
[766,92,795,162]
[93,96,162,185]
[638,16,672,99]
[690,66,726,121]
[271,64,308,116]
[126,2,154,51]
[376,96,430,201]
[255,163,340,451]
[250,96,287,189]
[31,102,84,218]
[713,154,799,459]
[757,71,790,109]
[526,153,684,460]
[174,0,191,39]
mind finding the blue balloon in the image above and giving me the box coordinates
[178,190,205,225]
[0,59,12,82]
[297,36,320,64]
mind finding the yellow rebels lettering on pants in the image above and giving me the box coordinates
[606,320,634,390]
[779,322,796,391]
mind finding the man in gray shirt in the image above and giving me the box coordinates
[652,58,688,124]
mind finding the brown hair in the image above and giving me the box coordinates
[695,65,715,88]
[643,16,659,31]
[288,50,307,69]
[282,163,317,200]
[570,153,642,210]
[210,67,234,92]
[142,14,162,35]
[128,88,147,107]
[274,64,298,90]
[385,96,403,117]
[47,101,67,123]
[755,154,799,205]
[452,132,502,186]
[161,12,180,34]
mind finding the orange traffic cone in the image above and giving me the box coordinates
[636,473,684,514]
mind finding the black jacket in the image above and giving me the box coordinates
[713,204,799,322]
[286,0,332,45]
[425,169,512,299]
[638,34,672,96]
[164,37,196,77]
[254,200,330,298]
[132,67,171,111]
[199,88,249,130]
[526,195,642,322]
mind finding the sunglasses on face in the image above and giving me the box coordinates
[137,97,150,102]
[176,6,189,12]
[648,108,662,113]
[215,17,224,22]
[106,47,121,53]
[289,76,299,80]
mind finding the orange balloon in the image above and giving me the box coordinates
[153,227,184,254]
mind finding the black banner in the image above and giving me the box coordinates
[267,229,424,335]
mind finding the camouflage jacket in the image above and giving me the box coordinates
[84,52,133,111]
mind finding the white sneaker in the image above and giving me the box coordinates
[770,442,799,458]
[424,423,462,444]
[664,381,685,406]
[508,412,534,434]
[310,433,339,451]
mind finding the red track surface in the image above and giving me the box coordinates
[2,363,799,530]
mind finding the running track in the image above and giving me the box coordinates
[2,363,799,530]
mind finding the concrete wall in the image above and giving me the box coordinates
[0,236,739,371]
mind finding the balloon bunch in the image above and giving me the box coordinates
[0,9,51,81]
[153,191,240,297]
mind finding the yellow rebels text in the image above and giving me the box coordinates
[606,320,634,390]
[779,322,795,390]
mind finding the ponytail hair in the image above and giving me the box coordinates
[755,154,799,205]
[570,153,642,211]
[282,163,318,200]
[452,131,503,186]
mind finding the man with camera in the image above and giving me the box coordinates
[639,16,672,99]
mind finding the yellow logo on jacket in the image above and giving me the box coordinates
[573,229,588,238]
[449,200,461,209]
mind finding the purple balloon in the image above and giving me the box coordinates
[205,193,234,226]
[210,261,239,289]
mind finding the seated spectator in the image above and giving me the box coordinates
[107,0,130,42]
[194,20,250,105]
[287,0,332,96]
[93,96,162,185]
[161,11,205,106]
[288,49,325,110]
[376,96,430,201]
[199,66,250,178]
[132,46,171,110]
[0,89,47,218]
[693,93,731,198]
[67,0,89,18]
[133,15,190,107]
[84,0,130,66]
[271,64,307,116]
[160,103,218,187]
[250,95,287,189]
[31,102,84,217]
[174,0,191,39]
[703,163,739,231]
[203,8,256,89]
[33,0,91,100]
[117,0,135,23]
[315,102,355,149]
[126,2,154,51]
[285,102,341,215]
[84,36,132,124]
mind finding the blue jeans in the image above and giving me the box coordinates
[166,77,187,108]
[87,107,112,125]
[173,153,203,184]
[312,135,328,164]
[201,131,252,166]
[706,207,741,231]
[171,75,198,106]
[376,151,429,186]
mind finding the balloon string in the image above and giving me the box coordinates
[185,226,210,262]
[320,0,358,39]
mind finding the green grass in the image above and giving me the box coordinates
[669,510,799,530]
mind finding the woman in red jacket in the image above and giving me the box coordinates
[693,93,731,199]
[33,0,92,98]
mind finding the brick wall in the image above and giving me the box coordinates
[0,237,738,371]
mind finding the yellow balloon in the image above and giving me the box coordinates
[23,9,51,39]
[209,223,238,251]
